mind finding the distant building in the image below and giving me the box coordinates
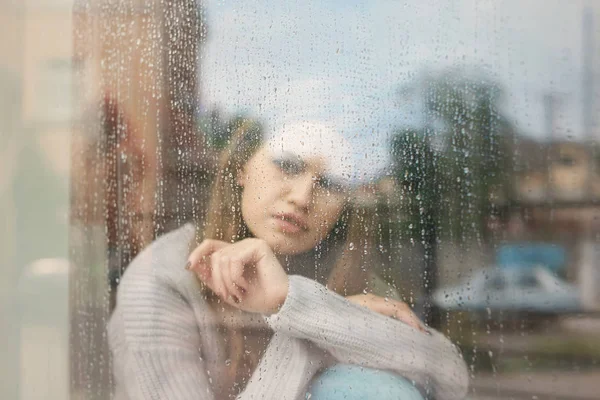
[69,2,215,396]
[510,138,600,310]
[71,0,215,273]
[514,140,600,204]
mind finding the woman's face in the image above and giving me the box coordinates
[238,146,349,255]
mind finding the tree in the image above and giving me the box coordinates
[391,129,439,241]
[198,108,262,150]
[389,68,516,326]
[391,68,515,242]
[390,128,441,325]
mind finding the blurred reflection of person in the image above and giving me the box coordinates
[108,122,469,400]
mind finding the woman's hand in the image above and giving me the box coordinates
[346,294,428,333]
[187,238,289,314]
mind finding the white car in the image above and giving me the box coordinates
[433,266,582,314]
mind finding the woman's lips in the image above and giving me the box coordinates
[273,213,309,234]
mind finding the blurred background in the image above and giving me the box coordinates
[1,0,599,399]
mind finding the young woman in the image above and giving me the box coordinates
[108,121,469,400]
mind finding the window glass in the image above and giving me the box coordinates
[2,1,600,399]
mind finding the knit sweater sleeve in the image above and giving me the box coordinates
[108,258,325,400]
[238,333,327,400]
[264,275,470,400]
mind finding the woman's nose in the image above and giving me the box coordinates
[286,175,314,209]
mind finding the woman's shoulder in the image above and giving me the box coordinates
[138,222,195,259]
[118,223,196,291]
[108,224,212,354]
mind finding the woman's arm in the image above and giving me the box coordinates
[108,258,325,400]
[264,275,470,400]
[239,332,328,399]
[187,238,469,399]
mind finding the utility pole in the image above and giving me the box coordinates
[580,5,600,311]
[582,6,594,142]
[543,93,558,202]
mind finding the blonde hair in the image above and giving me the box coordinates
[195,122,382,395]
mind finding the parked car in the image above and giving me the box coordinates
[432,266,582,314]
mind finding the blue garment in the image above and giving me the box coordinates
[307,365,425,400]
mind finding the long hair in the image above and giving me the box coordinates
[195,122,383,396]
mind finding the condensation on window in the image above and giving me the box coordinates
[2,1,600,399]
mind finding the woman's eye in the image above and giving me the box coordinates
[315,177,345,193]
[274,158,303,175]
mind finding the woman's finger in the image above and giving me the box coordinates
[187,239,229,272]
[220,255,241,304]
[386,301,425,332]
[347,294,427,332]
[362,295,425,332]
[229,257,249,294]
[210,252,227,301]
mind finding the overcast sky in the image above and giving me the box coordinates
[200,0,599,178]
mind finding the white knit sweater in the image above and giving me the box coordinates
[108,224,469,400]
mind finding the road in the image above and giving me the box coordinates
[469,370,600,400]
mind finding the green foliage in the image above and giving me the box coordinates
[391,68,516,242]
[390,129,439,242]
[199,109,262,150]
